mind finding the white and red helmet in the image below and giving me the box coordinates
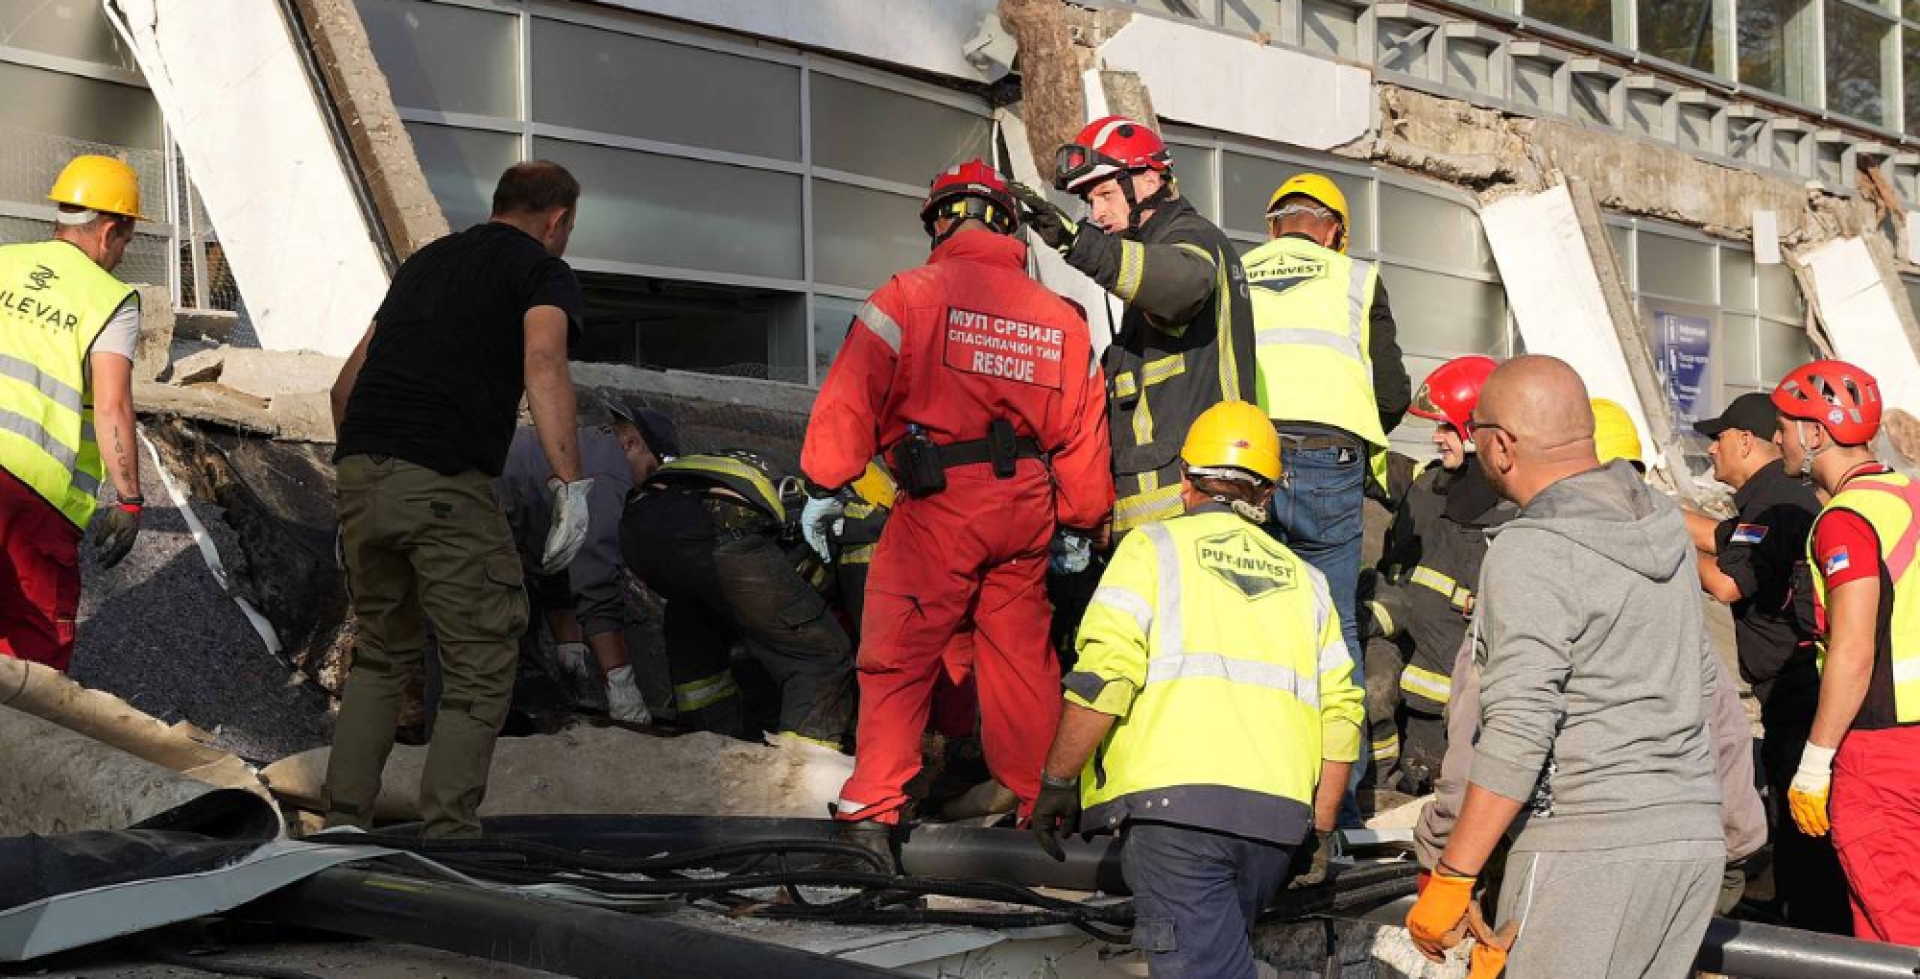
[1054,116,1172,195]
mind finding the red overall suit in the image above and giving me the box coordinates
[804,229,1112,823]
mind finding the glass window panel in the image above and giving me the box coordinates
[1221,152,1372,251]
[1636,232,1715,302]
[1907,278,1920,320]
[812,181,926,292]
[1638,0,1720,73]
[1302,0,1361,58]
[1739,0,1818,101]
[0,62,160,151]
[1223,0,1283,34]
[1909,0,1920,19]
[1826,1,1892,125]
[813,294,863,379]
[1757,318,1813,380]
[1906,28,1920,135]
[0,0,139,70]
[358,0,518,118]
[535,138,802,280]
[531,19,800,160]
[1720,247,1757,310]
[1721,314,1760,383]
[1167,143,1217,224]
[1382,265,1507,353]
[1378,183,1493,274]
[810,73,989,186]
[406,123,520,232]
[1608,224,1634,285]
[1757,262,1801,319]
[1526,0,1617,42]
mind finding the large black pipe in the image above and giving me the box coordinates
[438,814,1130,894]
[1352,896,1920,979]
[254,866,913,979]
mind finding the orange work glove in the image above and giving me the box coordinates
[1468,938,1509,979]
[1416,870,1431,895]
[1465,904,1518,979]
[1406,870,1475,962]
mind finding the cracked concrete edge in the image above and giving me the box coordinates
[289,0,449,261]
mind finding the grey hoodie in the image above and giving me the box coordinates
[1469,461,1722,853]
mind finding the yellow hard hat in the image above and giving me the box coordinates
[48,155,145,221]
[850,460,897,510]
[1591,398,1643,467]
[1265,173,1350,253]
[1181,400,1282,483]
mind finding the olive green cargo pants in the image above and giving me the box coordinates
[324,455,528,837]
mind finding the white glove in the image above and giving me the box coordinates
[605,665,652,724]
[1050,530,1092,574]
[800,495,844,562]
[541,477,595,574]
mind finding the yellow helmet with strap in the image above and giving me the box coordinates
[1265,173,1350,253]
[1181,400,1282,483]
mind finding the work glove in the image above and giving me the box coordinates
[1049,530,1092,575]
[1009,182,1079,253]
[1406,869,1475,962]
[1287,829,1339,888]
[90,499,142,570]
[800,494,845,563]
[555,641,600,706]
[541,477,595,574]
[1789,742,1837,837]
[1464,902,1518,979]
[605,664,653,725]
[1028,774,1081,862]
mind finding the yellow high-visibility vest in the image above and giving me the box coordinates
[1243,236,1388,448]
[1809,471,1920,725]
[1064,506,1365,844]
[0,240,134,527]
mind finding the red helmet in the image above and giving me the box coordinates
[921,159,1020,237]
[1054,115,1172,194]
[1411,355,1499,437]
[1772,359,1882,446]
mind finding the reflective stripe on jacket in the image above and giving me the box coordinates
[1809,472,1920,727]
[0,240,133,527]
[652,452,787,523]
[1063,505,1364,846]
[1243,236,1388,448]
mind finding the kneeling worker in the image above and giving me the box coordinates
[1030,400,1364,979]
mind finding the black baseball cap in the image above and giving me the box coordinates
[608,398,682,459]
[1693,392,1779,440]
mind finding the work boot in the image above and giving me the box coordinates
[605,665,652,724]
[819,817,897,876]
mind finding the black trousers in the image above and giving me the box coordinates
[622,487,854,744]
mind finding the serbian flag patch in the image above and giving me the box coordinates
[1730,523,1768,544]
[1824,547,1852,576]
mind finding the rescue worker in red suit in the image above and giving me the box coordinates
[801,160,1113,861]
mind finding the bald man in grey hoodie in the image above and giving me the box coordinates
[1405,357,1723,979]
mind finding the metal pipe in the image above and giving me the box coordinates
[1349,896,1920,979]
[254,866,912,979]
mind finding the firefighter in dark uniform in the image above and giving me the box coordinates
[1367,356,1512,793]
[1683,392,1846,933]
[620,449,855,748]
[1011,115,1256,537]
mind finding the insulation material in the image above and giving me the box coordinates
[1481,186,1662,465]
[1804,237,1920,419]
[999,0,1086,186]
[1096,16,1371,151]
[107,0,389,357]
[612,0,996,81]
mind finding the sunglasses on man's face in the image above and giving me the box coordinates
[1466,419,1508,443]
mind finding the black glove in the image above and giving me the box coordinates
[1029,773,1082,862]
[1009,182,1078,253]
[90,500,142,570]
[1287,829,1338,889]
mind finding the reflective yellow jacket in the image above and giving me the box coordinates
[1064,504,1364,845]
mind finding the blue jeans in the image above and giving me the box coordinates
[1122,822,1292,979]
[1268,443,1367,824]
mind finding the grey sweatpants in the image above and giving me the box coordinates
[1497,840,1721,979]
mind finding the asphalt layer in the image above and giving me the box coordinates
[67,436,333,764]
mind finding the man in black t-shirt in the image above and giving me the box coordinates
[324,161,591,838]
[1685,392,1847,933]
